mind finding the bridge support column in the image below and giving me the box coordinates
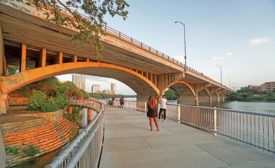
[0,26,5,76]
[136,95,150,112]
[209,96,213,105]
[217,95,220,103]
[0,94,8,114]
[0,129,6,168]
[195,95,199,106]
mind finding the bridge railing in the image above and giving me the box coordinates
[45,100,104,168]
[70,99,103,112]
[123,100,275,153]
[166,103,275,153]
[1,0,231,91]
[124,100,137,109]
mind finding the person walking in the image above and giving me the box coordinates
[159,95,167,121]
[147,96,160,131]
[119,96,125,108]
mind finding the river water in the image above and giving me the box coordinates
[175,100,275,114]
[125,97,275,114]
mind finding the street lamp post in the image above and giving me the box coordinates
[216,65,222,86]
[175,21,187,71]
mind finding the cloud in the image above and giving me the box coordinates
[86,75,115,83]
[225,52,233,56]
[249,38,269,45]
[210,55,224,60]
[209,52,232,60]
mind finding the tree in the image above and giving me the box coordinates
[165,89,177,100]
[29,0,129,58]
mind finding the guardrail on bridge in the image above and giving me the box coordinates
[45,99,104,168]
[123,100,275,153]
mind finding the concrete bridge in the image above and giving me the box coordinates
[0,1,231,114]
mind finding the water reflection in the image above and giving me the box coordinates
[167,100,275,113]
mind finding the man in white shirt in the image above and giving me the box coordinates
[159,95,167,121]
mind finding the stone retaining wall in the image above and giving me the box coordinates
[16,109,64,123]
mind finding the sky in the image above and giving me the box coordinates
[57,0,275,94]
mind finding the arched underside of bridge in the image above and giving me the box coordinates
[198,89,211,104]
[0,62,159,113]
[164,80,198,105]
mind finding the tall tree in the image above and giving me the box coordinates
[27,0,129,58]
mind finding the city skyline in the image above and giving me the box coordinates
[58,0,275,94]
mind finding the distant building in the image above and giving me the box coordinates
[72,74,85,90]
[91,84,101,93]
[111,83,116,94]
[261,82,275,92]
[248,85,261,93]
[102,90,112,94]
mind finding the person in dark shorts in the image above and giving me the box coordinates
[119,96,125,108]
[159,95,167,121]
[147,96,160,131]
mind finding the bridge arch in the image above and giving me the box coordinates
[1,62,159,96]
[162,80,197,105]
[197,88,211,104]
[163,80,195,96]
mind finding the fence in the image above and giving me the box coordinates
[45,100,104,168]
[124,100,275,153]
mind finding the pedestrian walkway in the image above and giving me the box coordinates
[100,107,275,168]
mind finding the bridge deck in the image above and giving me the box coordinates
[100,107,275,168]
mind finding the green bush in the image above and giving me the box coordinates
[28,91,47,111]
[5,146,20,155]
[23,145,40,157]
[64,106,82,122]
[28,90,69,112]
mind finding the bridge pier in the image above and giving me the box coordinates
[178,95,198,106]
[136,95,151,112]
[212,95,220,103]
[0,94,9,114]
[198,95,212,105]
[0,26,5,76]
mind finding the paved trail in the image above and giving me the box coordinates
[100,107,275,168]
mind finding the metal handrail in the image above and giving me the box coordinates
[124,100,275,153]
[45,100,105,168]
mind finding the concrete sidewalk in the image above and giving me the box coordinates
[100,107,275,168]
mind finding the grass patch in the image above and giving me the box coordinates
[23,145,40,157]
[5,146,20,155]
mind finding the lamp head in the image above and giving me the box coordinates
[174,21,178,23]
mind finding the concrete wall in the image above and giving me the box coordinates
[178,95,196,105]
[0,129,6,168]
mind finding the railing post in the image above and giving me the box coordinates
[177,105,181,124]
[144,102,147,113]
[214,107,217,136]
